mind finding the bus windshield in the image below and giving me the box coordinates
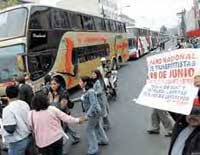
[128,39,136,49]
[0,44,24,82]
[0,8,27,40]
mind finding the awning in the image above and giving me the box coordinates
[187,29,200,38]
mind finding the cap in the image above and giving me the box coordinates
[191,106,200,115]
[192,96,200,115]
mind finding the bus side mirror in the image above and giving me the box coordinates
[16,54,26,72]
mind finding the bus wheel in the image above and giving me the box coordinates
[112,59,118,70]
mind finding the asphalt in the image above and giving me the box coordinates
[1,41,174,155]
[69,42,173,155]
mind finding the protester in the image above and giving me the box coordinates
[168,105,200,155]
[16,75,34,107]
[59,93,81,145]
[41,74,51,96]
[24,73,35,92]
[147,109,174,137]
[92,70,111,131]
[104,71,117,98]
[97,57,110,77]
[80,76,109,155]
[2,85,31,155]
[29,93,86,155]
[48,77,80,145]
[48,77,68,109]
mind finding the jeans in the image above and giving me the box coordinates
[63,123,80,143]
[151,109,174,133]
[38,138,63,155]
[86,117,109,154]
[8,136,31,155]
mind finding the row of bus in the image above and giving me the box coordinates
[0,3,169,95]
[127,26,170,59]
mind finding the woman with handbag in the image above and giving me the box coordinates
[29,93,86,155]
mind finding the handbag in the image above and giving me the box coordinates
[26,111,39,155]
[67,100,74,109]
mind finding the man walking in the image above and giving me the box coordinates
[169,105,200,155]
[16,75,33,107]
[2,86,31,155]
[147,109,174,137]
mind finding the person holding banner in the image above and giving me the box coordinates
[168,105,200,155]
[147,109,174,137]
[168,77,200,155]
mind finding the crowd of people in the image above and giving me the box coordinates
[0,57,117,155]
[1,47,200,155]
[175,37,200,49]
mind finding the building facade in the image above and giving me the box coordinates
[184,0,200,37]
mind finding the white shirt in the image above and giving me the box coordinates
[171,126,195,155]
[2,99,31,143]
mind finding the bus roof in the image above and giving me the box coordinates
[0,3,124,24]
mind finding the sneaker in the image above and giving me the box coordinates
[165,132,172,137]
[147,129,160,134]
[98,142,109,146]
[72,138,80,145]
[87,152,99,155]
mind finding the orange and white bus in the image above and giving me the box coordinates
[127,26,151,59]
[0,4,129,95]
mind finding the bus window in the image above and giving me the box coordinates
[74,44,109,63]
[0,8,27,40]
[123,23,126,32]
[68,13,82,30]
[28,51,56,80]
[50,9,70,29]
[121,23,125,32]
[128,39,133,49]
[105,19,111,32]
[83,15,95,30]
[29,6,50,30]
[94,17,105,31]
[0,44,24,82]
[110,21,117,32]
[72,50,79,76]
[116,22,122,32]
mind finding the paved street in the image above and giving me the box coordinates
[68,43,173,155]
[1,42,174,155]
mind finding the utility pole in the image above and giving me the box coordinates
[176,9,186,39]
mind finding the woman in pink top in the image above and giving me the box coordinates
[29,93,86,155]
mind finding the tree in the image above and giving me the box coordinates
[160,25,168,34]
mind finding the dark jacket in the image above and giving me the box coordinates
[169,116,200,155]
[48,88,69,110]
[18,83,34,107]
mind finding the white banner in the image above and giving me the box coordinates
[136,49,200,115]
